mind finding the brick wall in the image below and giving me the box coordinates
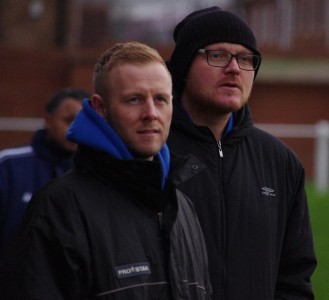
[250,82,329,179]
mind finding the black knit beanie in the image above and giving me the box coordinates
[169,6,262,97]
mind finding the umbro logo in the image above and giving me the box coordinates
[261,187,276,197]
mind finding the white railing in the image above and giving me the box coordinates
[1,117,328,193]
[0,117,43,131]
[258,121,329,194]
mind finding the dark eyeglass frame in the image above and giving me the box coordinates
[198,49,261,71]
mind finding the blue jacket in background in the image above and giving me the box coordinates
[0,129,74,261]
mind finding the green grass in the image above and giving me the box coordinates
[306,183,329,300]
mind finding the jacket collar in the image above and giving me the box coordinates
[171,100,254,142]
[73,146,206,212]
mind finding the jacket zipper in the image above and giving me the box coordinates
[217,140,224,157]
[217,138,226,299]
[158,212,163,230]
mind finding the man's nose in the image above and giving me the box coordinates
[225,56,240,71]
[142,100,158,120]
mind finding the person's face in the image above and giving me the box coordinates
[93,62,172,160]
[45,98,83,152]
[182,42,255,119]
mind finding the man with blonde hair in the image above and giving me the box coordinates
[0,42,211,300]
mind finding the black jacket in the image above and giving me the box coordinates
[167,103,316,300]
[0,146,212,300]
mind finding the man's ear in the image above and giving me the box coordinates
[91,94,107,119]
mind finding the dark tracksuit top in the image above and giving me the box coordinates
[0,129,73,261]
[167,102,316,300]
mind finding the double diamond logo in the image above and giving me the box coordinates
[261,187,276,197]
[21,191,33,203]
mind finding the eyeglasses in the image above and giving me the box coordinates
[198,49,261,71]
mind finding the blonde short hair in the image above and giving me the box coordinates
[93,42,170,98]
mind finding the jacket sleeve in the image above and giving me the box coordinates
[0,188,92,300]
[275,167,317,300]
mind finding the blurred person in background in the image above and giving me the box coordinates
[0,88,90,261]
[167,6,316,300]
[0,42,211,299]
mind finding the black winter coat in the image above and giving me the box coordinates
[0,146,212,300]
[167,103,316,300]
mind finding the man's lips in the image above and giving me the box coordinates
[221,82,240,89]
[138,129,160,134]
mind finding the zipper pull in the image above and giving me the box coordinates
[217,140,223,157]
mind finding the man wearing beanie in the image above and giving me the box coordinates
[167,6,316,300]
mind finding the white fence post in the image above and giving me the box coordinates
[314,120,329,194]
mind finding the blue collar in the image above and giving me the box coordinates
[223,114,234,137]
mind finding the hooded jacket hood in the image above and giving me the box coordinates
[67,99,170,189]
